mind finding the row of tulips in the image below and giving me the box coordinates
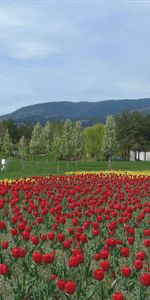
[0,172,150,299]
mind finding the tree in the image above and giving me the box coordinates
[0,122,6,149]
[116,111,150,160]
[83,124,104,160]
[3,119,19,144]
[18,136,28,160]
[18,124,33,142]
[51,121,63,140]
[29,122,42,156]
[41,121,52,158]
[102,115,118,170]
[52,136,62,173]
[1,129,13,158]
[60,119,74,162]
[83,127,94,158]
[115,111,132,160]
[72,121,83,164]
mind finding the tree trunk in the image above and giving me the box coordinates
[36,155,38,165]
[22,159,25,170]
[67,160,69,169]
[108,156,112,170]
[57,160,60,173]
[127,146,130,161]
[75,155,78,167]
[134,151,136,161]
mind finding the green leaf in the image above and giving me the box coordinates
[86,289,96,300]
[108,278,119,295]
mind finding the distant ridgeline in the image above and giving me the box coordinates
[0,98,150,125]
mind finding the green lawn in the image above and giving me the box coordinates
[0,155,150,180]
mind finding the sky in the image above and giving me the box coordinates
[1,0,150,115]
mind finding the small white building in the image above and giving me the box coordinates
[1,159,7,171]
[130,151,150,161]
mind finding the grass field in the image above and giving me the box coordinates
[0,155,150,180]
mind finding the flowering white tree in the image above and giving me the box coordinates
[1,129,13,158]
[52,136,62,173]
[102,115,118,170]
[18,136,28,169]
[29,122,42,156]
[60,119,74,163]
[41,121,51,155]
[18,136,28,159]
[72,121,83,165]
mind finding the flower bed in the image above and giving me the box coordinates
[0,172,150,299]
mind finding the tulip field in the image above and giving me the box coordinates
[0,171,150,300]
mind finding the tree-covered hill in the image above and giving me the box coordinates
[0,98,150,125]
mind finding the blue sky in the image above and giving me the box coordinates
[0,0,150,114]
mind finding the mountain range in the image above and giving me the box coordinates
[0,98,150,125]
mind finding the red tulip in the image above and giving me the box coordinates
[100,260,110,272]
[57,233,65,242]
[65,281,77,294]
[112,292,125,300]
[94,269,105,281]
[121,247,130,257]
[144,239,150,247]
[57,279,66,290]
[134,259,143,271]
[0,264,9,275]
[140,273,150,286]
[2,241,8,249]
[136,251,146,261]
[127,237,134,245]
[51,274,57,280]
[0,221,5,230]
[122,266,132,277]
[33,252,42,264]
[48,232,55,240]
[12,247,20,259]
[31,235,39,245]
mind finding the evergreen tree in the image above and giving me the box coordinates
[1,129,13,158]
[3,119,19,143]
[115,111,132,160]
[102,115,118,170]
[29,122,42,156]
[116,111,150,160]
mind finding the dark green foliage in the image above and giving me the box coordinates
[115,111,150,160]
